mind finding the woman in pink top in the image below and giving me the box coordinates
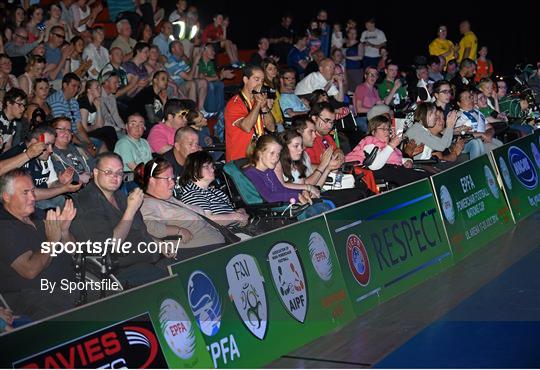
[354,66,383,114]
[345,114,427,186]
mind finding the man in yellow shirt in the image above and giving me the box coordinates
[457,20,478,62]
[429,25,456,66]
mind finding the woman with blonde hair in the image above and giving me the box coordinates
[18,55,46,99]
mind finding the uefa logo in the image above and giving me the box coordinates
[508,146,538,190]
[346,234,371,287]
[187,270,222,337]
[439,185,455,225]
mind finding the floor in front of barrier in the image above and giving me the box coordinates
[267,212,540,368]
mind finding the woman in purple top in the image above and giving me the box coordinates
[243,135,314,205]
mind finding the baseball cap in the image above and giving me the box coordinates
[367,104,391,121]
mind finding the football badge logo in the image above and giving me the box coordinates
[439,185,455,224]
[308,232,333,282]
[226,254,268,340]
[346,234,371,286]
[187,270,222,337]
[484,165,499,199]
[159,298,196,360]
[499,156,512,190]
[268,242,308,323]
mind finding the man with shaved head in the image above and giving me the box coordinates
[295,58,344,102]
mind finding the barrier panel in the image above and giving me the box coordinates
[325,179,453,316]
[431,154,513,261]
[169,215,355,369]
[0,276,213,368]
[491,132,540,222]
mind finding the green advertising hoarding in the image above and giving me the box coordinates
[170,216,355,368]
[491,133,540,221]
[325,179,453,316]
[431,155,513,260]
[0,276,213,368]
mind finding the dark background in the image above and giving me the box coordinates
[181,0,539,77]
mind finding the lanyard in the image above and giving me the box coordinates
[240,92,264,137]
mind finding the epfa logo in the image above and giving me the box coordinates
[531,142,540,170]
[14,314,167,369]
[268,242,308,323]
[508,146,538,190]
[498,156,512,190]
[346,234,371,287]
[159,298,196,360]
[226,254,268,340]
[484,165,499,199]
[308,232,333,282]
[187,270,222,337]
[439,185,455,225]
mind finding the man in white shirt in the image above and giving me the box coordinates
[295,58,344,102]
[360,18,387,68]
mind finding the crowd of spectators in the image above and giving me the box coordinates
[0,0,538,330]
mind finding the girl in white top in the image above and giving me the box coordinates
[18,55,46,100]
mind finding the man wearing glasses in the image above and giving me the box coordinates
[433,80,453,118]
[1,89,27,154]
[305,102,344,170]
[44,26,73,88]
[4,27,44,58]
[147,98,190,154]
[71,152,168,287]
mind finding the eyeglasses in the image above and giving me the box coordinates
[436,89,452,94]
[202,163,215,170]
[55,127,73,134]
[318,115,334,125]
[175,110,189,118]
[366,72,379,78]
[377,126,391,132]
[153,176,175,181]
[15,33,28,40]
[13,101,27,109]
[52,33,65,39]
[96,168,124,178]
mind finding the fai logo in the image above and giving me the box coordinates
[14,313,167,369]
[187,270,222,337]
[226,254,268,340]
[484,165,499,199]
[508,146,538,190]
[498,156,512,190]
[531,142,540,170]
[346,234,371,287]
[268,242,308,323]
[308,232,333,282]
[159,299,196,360]
[439,185,455,224]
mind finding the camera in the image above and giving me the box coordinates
[257,86,277,99]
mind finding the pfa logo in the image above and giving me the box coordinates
[187,270,222,337]
[484,165,499,199]
[226,254,268,340]
[308,232,333,282]
[508,146,538,190]
[160,299,196,360]
[346,234,371,287]
[439,185,455,224]
[268,242,308,323]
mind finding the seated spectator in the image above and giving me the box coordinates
[51,116,94,184]
[44,26,71,90]
[444,59,459,81]
[185,110,219,155]
[0,169,77,319]
[433,79,453,118]
[287,34,310,79]
[66,36,92,79]
[177,151,249,226]
[497,80,533,134]
[250,37,278,66]
[71,153,169,287]
[152,21,173,61]
[30,78,53,119]
[111,20,137,62]
[279,67,310,118]
[450,58,476,91]
[304,102,344,169]
[345,114,427,186]
[83,26,110,80]
[0,125,81,209]
[4,27,44,59]
[224,65,276,162]
[0,54,19,93]
[17,55,45,100]
[262,58,284,130]
[122,42,150,96]
[198,43,233,114]
[100,47,140,99]
[45,3,73,42]
[128,70,168,129]
[304,49,325,77]
[1,88,27,154]
[99,72,127,135]
[135,157,226,251]
[454,88,503,154]
[148,98,189,154]
[79,79,119,152]
[355,66,384,128]
[202,14,241,67]
[114,114,153,171]
[70,0,102,38]
[243,134,332,219]
[427,55,445,82]
[378,61,407,109]
[163,126,201,180]
[166,41,209,115]
[295,58,345,102]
